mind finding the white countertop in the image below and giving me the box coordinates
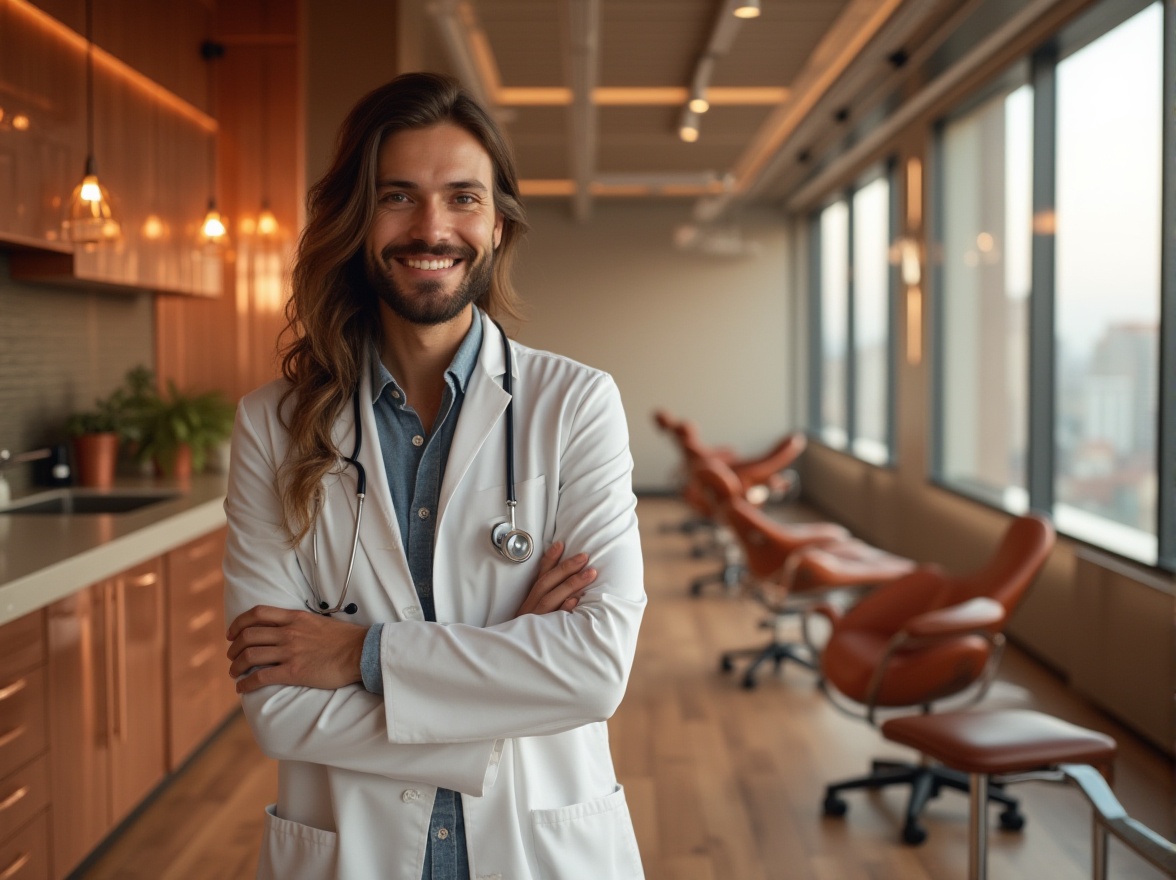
[0,474,228,626]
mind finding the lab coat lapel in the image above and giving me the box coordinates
[345,365,419,613]
[437,312,513,523]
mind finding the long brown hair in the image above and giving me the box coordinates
[277,72,528,543]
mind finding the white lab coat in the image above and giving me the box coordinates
[223,310,647,880]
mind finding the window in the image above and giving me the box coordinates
[936,81,1033,509]
[1053,2,1162,561]
[809,172,895,464]
[818,200,849,449]
[933,0,1169,567]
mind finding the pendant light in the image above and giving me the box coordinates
[200,40,228,247]
[64,0,120,243]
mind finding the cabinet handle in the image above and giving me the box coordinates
[0,785,28,812]
[0,852,29,880]
[189,644,218,670]
[187,540,218,561]
[103,584,116,745]
[126,571,158,588]
[188,609,217,633]
[0,726,25,750]
[115,581,128,743]
[0,679,27,703]
[190,570,221,595]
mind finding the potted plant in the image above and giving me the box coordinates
[64,393,127,489]
[136,381,235,480]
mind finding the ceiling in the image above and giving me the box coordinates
[405,0,969,224]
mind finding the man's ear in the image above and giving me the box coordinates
[493,214,504,249]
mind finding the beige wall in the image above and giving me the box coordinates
[510,202,796,492]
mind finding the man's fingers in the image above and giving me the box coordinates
[228,645,285,678]
[535,540,564,578]
[226,604,299,640]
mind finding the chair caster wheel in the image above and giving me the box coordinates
[741,675,758,690]
[719,656,734,673]
[822,795,847,817]
[999,808,1025,832]
[901,822,927,846]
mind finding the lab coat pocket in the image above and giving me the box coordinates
[257,803,338,880]
[530,784,644,880]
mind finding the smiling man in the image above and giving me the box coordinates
[221,73,646,880]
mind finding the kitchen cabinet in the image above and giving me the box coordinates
[0,0,221,297]
[165,527,237,769]
[0,611,50,880]
[47,558,166,880]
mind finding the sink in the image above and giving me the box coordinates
[0,489,181,515]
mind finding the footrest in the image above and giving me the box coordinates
[881,709,1117,777]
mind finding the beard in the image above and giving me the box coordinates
[364,240,494,326]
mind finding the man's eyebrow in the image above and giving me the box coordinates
[375,178,489,192]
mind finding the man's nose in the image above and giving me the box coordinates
[408,199,450,243]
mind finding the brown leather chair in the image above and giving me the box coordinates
[717,495,915,687]
[818,513,1056,846]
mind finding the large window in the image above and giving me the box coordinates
[810,171,895,464]
[937,81,1033,509]
[934,0,1169,566]
[1053,2,1162,560]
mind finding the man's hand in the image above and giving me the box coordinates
[514,541,597,617]
[226,606,367,694]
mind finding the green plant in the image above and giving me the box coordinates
[136,381,235,474]
[63,366,161,441]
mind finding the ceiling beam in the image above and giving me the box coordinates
[563,0,601,222]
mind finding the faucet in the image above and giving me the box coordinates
[0,447,56,506]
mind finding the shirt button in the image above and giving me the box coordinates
[391,390,401,400]
[404,605,421,619]
[401,789,420,803]
[418,507,430,520]
[437,828,449,840]
[412,434,424,447]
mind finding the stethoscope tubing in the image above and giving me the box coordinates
[308,318,532,616]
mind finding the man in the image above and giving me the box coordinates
[222,72,646,880]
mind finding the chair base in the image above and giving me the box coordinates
[719,630,816,689]
[690,563,744,596]
[822,760,1025,846]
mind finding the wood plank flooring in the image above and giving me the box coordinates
[81,497,1173,879]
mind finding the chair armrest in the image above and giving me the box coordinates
[903,597,1005,639]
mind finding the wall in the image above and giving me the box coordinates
[511,201,795,492]
[0,254,154,494]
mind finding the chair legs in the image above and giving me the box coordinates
[822,760,1025,846]
[719,625,816,688]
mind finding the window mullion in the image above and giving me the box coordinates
[1159,0,1176,571]
[1027,47,1057,515]
[808,215,823,431]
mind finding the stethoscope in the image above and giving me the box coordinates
[306,319,534,616]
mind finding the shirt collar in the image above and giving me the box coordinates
[370,307,485,403]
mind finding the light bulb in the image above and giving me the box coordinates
[733,0,761,18]
[688,96,709,114]
[202,209,227,240]
[257,207,279,236]
[79,174,103,203]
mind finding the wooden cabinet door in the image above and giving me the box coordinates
[108,561,167,824]
[47,585,111,880]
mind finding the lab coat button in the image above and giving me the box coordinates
[412,434,424,447]
[401,789,420,803]
[404,606,421,619]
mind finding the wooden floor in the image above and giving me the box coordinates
[82,497,1174,879]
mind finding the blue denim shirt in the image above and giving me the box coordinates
[360,310,483,880]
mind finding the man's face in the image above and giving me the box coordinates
[364,122,504,326]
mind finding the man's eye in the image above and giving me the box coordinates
[454,194,478,205]
[380,192,408,203]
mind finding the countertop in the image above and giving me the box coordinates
[0,473,228,626]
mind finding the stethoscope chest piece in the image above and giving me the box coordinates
[491,500,534,563]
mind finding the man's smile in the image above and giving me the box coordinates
[399,257,459,271]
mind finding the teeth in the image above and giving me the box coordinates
[404,258,456,270]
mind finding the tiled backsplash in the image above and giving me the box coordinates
[0,254,155,495]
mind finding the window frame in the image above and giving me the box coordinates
[929,0,1174,572]
[807,162,899,467]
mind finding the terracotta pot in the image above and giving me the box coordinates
[154,443,193,482]
[72,433,120,489]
